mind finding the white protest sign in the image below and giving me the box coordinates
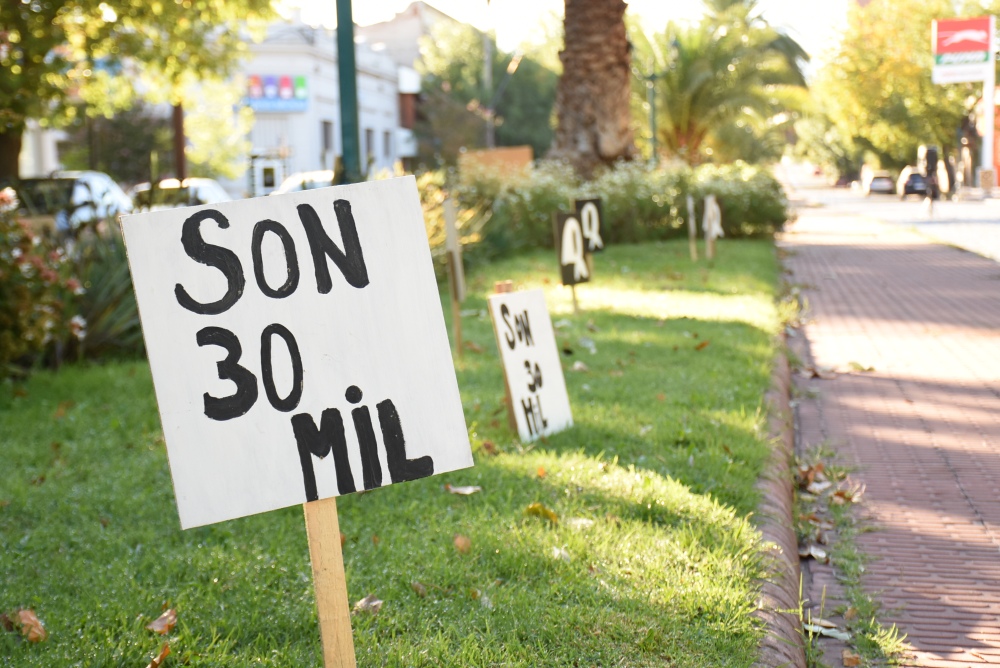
[121,176,473,528]
[556,212,590,286]
[487,289,572,441]
[574,199,604,253]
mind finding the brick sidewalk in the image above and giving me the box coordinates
[781,211,1000,667]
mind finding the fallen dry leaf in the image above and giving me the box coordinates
[145,643,170,668]
[444,484,482,496]
[146,608,176,635]
[841,649,861,666]
[479,440,498,456]
[803,622,850,641]
[798,544,828,563]
[525,502,558,524]
[806,480,832,495]
[453,534,472,553]
[352,594,383,615]
[843,606,859,622]
[551,546,571,562]
[16,609,47,642]
[371,534,380,546]
[656,393,666,401]
[52,400,75,419]
[463,340,484,354]
[410,582,427,598]
[694,340,710,351]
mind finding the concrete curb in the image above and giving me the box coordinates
[753,340,807,668]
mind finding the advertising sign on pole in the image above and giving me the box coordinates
[932,16,996,181]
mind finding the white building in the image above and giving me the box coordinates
[238,18,418,196]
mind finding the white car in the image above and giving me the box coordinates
[271,170,337,195]
[130,178,232,211]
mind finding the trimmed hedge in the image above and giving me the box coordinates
[421,159,789,273]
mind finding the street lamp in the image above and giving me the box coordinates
[634,39,678,166]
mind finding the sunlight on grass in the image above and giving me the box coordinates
[1,239,780,667]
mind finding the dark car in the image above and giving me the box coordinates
[14,170,133,238]
[899,173,928,199]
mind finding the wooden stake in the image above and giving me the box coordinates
[686,194,698,262]
[304,498,356,668]
[570,284,579,314]
[447,253,463,358]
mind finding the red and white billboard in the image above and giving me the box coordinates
[932,16,994,84]
[933,17,991,54]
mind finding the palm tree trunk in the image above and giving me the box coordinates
[550,0,636,177]
[0,129,23,183]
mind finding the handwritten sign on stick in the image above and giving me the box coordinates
[487,289,572,441]
[574,199,604,253]
[555,212,590,286]
[121,176,473,529]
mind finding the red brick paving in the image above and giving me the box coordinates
[781,211,1000,667]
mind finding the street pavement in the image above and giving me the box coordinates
[777,169,1000,667]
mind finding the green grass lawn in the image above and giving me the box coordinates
[1,239,780,667]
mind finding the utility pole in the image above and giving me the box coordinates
[337,0,362,183]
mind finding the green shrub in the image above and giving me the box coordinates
[420,159,789,272]
[0,207,82,378]
[64,233,144,361]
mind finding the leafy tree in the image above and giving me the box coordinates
[549,0,636,177]
[0,0,272,182]
[417,21,558,166]
[631,0,808,165]
[810,0,987,173]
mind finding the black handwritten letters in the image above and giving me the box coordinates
[177,198,433,501]
[500,304,548,437]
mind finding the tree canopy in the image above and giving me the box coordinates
[0,0,272,181]
[802,0,1000,175]
[630,0,808,165]
[417,20,558,167]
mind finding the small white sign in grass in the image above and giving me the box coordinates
[487,289,573,441]
[121,176,472,530]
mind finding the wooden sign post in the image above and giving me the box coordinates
[686,194,698,261]
[487,289,573,441]
[305,498,356,668]
[121,177,474,666]
[443,197,466,357]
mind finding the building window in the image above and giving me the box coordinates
[384,130,392,158]
[365,128,374,161]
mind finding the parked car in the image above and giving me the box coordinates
[272,170,337,195]
[864,171,896,196]
[13,170,133,238]
[898,172,928,199]
[130,177,232,211]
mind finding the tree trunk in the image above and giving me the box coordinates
[549,0,636,177]
[0,129,23,183]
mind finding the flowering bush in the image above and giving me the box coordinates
[0,204,84,378]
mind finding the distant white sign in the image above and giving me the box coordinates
[487,290,572,441]
[122,177,473,528]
